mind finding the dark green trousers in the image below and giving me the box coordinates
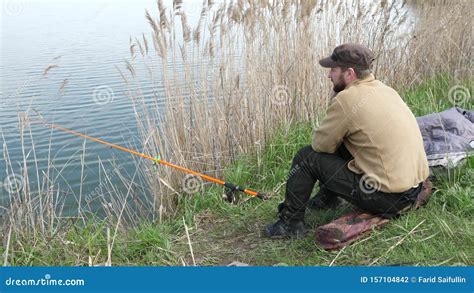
[281,145,422,221]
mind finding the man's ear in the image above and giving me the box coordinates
[347,67,356,78]
[344,68,358,81]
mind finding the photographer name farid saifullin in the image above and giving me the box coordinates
[418,276,466,283]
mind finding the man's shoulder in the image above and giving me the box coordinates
[337,78,398,101]
[333,85,366,107]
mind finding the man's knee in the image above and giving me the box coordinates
[294,145,316,162]
[291,146,321,175]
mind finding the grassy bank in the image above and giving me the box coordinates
[3,75,472,266]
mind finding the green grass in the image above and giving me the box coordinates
[3,76,473,266]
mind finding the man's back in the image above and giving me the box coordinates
[313,74,429,193]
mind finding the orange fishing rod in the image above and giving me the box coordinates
[38,119,268,202]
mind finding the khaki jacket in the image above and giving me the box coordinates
[312,74,429,193]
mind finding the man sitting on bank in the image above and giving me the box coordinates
[264,43,429,238]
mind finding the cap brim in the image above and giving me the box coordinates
[319,56,339,68]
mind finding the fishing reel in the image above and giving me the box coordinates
[223,188,239,203]
[223,182,269,203]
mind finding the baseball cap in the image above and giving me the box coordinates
[319,43,374,70]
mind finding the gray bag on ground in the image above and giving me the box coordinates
[416,107,474,168]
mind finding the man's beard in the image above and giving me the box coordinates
[332,77,347,93]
